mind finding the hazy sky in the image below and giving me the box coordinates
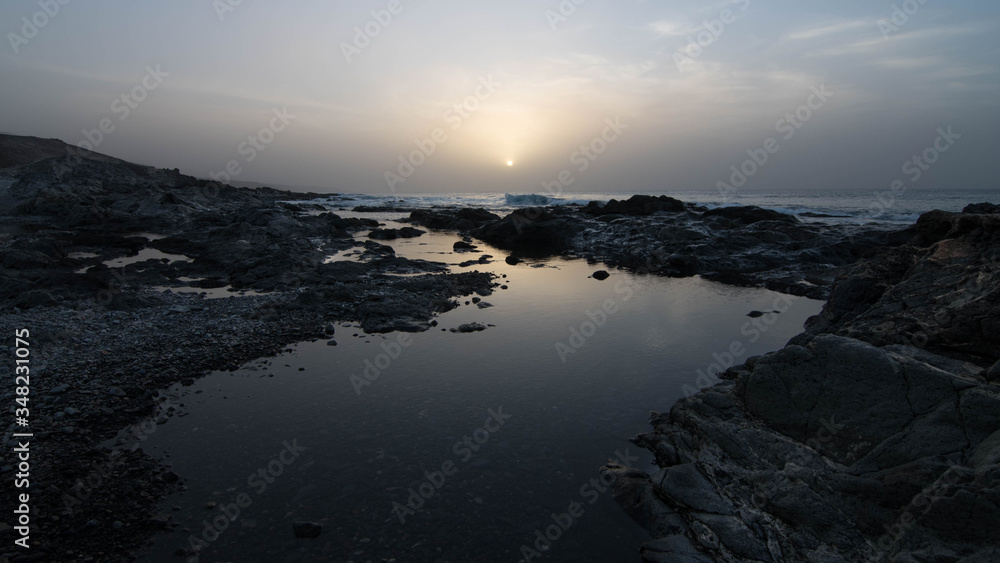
[1,0,998,194]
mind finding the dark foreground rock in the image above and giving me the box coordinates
[608,205,1000,562]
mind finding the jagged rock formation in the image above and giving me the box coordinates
[466,200,907,298]
[608,206,1000,562]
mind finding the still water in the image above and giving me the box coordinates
[136,218,822,562]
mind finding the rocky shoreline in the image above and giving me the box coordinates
[0,136,499,561]
[1,133,995,561]
[604,206,1000,562]
[403,194,910,300]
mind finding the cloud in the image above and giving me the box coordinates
[649,20,696,37]
[786,19,871,40]
[812,22,996,57]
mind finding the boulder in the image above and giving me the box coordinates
[368,227,425,240]
[584,195,686,216]
[701,205,799,225]
[407,208,500,230]
[963,202,1000,214]
[473,208,584,255]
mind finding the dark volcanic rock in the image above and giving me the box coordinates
[368,227,425,240]
[611,206,1000,562]
[406,208,500,231]
[807,209,1000,363]
[473,207,585,255]
[584,195,687,216]
[609,332,1000,562]
[963,202,1000,214]
[592,270,610,280]
[458,197,899,299]
[987,360,1000,383]
[0,133,121,168]
[701,205,799,225]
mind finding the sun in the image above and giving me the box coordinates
[506,160,514,167]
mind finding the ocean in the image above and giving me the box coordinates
[333,188,999,227]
